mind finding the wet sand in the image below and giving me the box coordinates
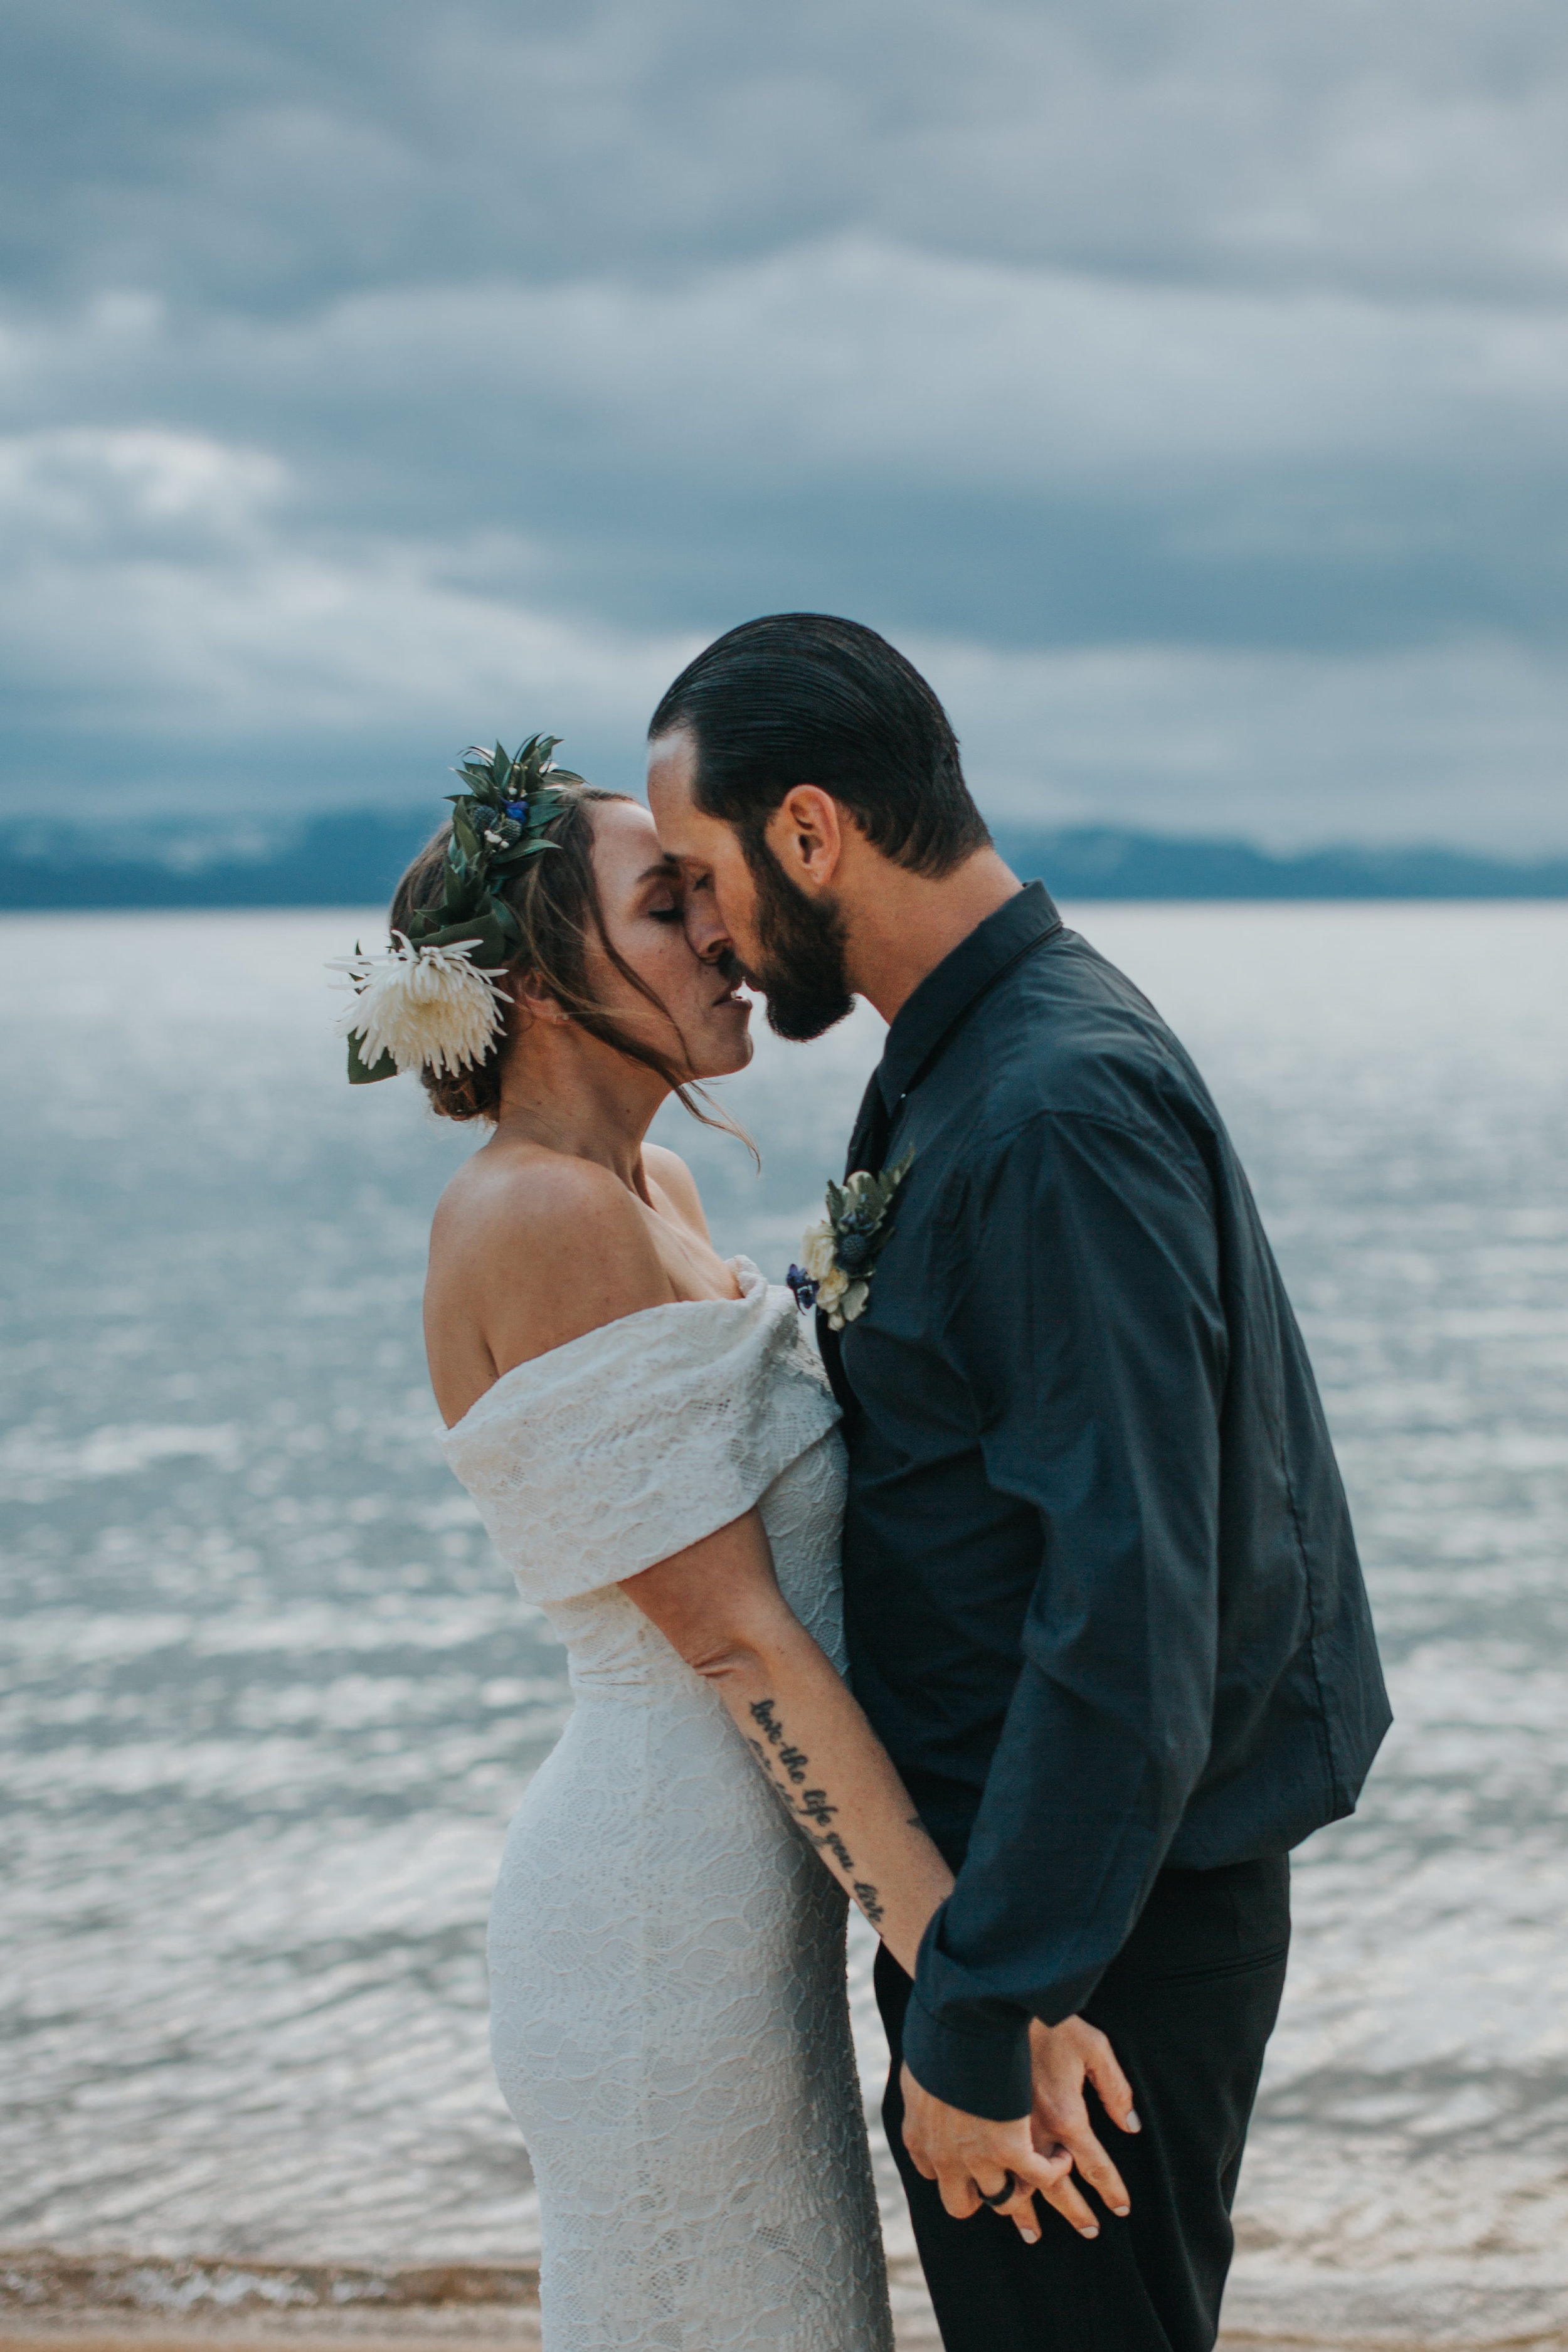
[0,2253,943,2352]
[7,2251,1566,2352]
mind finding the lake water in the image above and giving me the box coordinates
[3,904,1567,2347]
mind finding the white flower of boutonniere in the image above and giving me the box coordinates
[787,1149,914,1332]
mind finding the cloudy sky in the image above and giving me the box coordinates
[3,0,1566,848]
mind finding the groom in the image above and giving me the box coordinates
[647,614,1389,2352]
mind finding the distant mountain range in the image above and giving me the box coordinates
[4,810,1568,908]
[990,826,1568,899]
[1,812,440,913]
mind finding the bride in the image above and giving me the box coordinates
[336,740,1057,2350]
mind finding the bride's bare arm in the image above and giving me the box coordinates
[630,1522,1140,2243]
[622,1510,954,1975]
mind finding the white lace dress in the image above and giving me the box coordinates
[440,1260,894,2352]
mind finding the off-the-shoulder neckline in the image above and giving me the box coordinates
[440,1257,773,1441]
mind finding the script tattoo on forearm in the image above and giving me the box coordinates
[748,1697,810,1783]
[746,1698,886,1927]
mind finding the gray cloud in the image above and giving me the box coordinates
[3,0,1566,845]
[11,1,1568,298]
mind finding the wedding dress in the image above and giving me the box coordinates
[440,1259,894,2352]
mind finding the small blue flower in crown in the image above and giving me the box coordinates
[788,1149,914,1331]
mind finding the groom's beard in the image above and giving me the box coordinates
[738,839,856,1042]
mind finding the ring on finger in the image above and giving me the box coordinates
[976,2171,1018,2209]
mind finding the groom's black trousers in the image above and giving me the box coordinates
[876,1856,1291,2352]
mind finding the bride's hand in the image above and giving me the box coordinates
[1027,2014,1140,2233]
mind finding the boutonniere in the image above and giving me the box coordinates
[787,1149,914,1331]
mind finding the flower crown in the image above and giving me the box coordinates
[331,734,586,1084]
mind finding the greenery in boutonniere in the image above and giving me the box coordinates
[787,1149,914,1331]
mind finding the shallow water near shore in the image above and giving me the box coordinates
[3,903,1567,2346]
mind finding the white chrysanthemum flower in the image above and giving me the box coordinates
[331,935,509,1078]
[800,1220,839,1284]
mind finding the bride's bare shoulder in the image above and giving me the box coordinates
[432,1142,667,1304]
[642,1143,711,1241]
[426,1145,671,1415]
[436,1139,645,1247]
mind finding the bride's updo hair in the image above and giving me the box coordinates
[391,784,702,1125]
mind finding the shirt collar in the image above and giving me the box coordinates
[874,879,1063,1116]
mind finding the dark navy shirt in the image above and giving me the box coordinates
[820,883,1390,2121]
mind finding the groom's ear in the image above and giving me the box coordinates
[764,785,845,892]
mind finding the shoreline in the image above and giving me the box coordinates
[0,2254,942,2352]
[6,2252,1568,2352]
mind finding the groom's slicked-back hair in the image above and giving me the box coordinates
[647,613,991,878]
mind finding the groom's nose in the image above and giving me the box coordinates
[684,887,733,965]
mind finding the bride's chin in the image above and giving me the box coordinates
[698,1031,755,1080]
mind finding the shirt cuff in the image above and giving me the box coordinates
[900,1988,1032,2123]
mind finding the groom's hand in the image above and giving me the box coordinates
[1027,2013,1140,2232]
[898,2063,1074,2245]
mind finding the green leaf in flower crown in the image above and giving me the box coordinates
[472,911,513,963]
[347,1030,398,1084]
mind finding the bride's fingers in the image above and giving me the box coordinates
[975,2148,1069,2243]
[1084,2035,1140,2137]
[1037,2166,1103,2240]
[995,2176,1043,2245]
